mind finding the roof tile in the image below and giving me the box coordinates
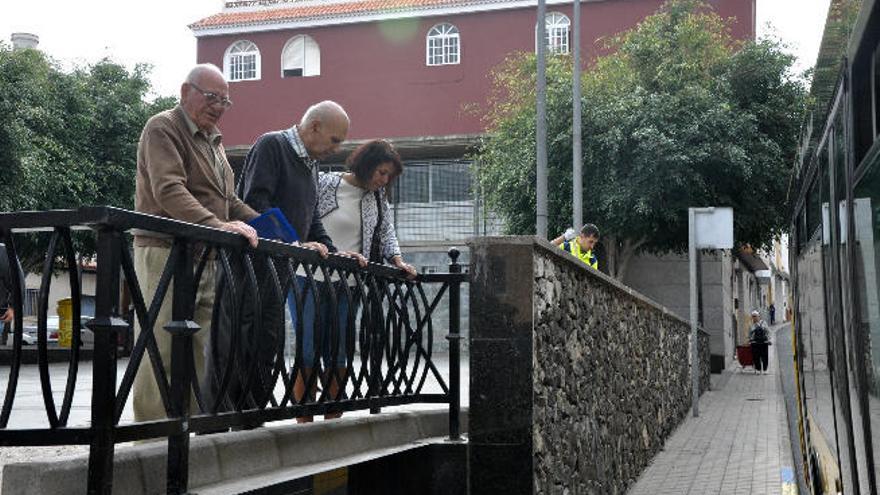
[190,0,496,30]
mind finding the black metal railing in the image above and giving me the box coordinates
[0,206,466,494]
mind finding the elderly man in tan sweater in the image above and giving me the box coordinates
[132,64,259,422]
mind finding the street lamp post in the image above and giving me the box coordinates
[536,0,548,238]
[572,0,583,230]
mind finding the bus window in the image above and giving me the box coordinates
[852,154,880,484]
[799,146,839,466]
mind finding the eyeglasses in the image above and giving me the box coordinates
[188,82,233,108]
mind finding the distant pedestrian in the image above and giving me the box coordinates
[748,310,771,374]
[0,243,24,346]
[551,224,599,269]
[769,303,776,325]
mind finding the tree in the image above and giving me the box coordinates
[0,43,176,269]
[474,0,806,280]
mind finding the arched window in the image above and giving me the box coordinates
[224,40,261,81]
[282,35,320,77]
[536,12,570,55]
[426,23,460,66]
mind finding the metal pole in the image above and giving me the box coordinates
[688,208,699,417]
[536,0,548,238]
[446,248,462,441]
[473,163,481,238]
[166,239,198,495]
[87,228,126,494]
[572,0,583,230]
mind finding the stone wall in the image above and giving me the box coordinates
[468,236,710,495]
[623,252,734,371]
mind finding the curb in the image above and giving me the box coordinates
[2,408,468,495]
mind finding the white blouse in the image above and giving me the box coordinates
[322,177,364,254]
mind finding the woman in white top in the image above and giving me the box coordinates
[293,139,416,422]
[317,141,416,273]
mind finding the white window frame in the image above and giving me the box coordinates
[426,23,460,66]
[281,34,321,78]
[535,12,571,55]
[224,40,261,82]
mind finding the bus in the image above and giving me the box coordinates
[790,0,880,492]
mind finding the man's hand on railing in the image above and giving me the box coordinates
[300,241,329,258]
[391,255,418,280]
[340,251,368,267]
[220,221,259,248]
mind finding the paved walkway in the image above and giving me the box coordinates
[628,327,798,495]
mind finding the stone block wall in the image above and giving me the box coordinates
[623,252,733,371]
[469,236,710,495]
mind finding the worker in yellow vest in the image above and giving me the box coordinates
[551,223,600,269]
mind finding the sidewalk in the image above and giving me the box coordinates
[628,327,797,495]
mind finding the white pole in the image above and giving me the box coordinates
[572,0,582,230]
[536,0,548,238]
[689,207,699,417]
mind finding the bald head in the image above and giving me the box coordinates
[298,101,350,159]
[301,101,350,129]
[180,63,230,131]
[186,64,226,86]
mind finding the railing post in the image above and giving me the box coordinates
[87,228,127,494]
[369,276,383,415]
[165,239,200,495]
[446,247,462,441]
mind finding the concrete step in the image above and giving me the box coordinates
[1,408,468,495]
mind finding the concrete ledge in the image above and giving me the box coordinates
[1,408,468,495]
[469,235,710,337]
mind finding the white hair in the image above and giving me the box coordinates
[185,64,225,85]
[301,100,349,127]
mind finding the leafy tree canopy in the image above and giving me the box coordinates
[474,0,806,279]
[0,43,176,268]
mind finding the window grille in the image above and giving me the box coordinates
[225,40,260,81]
[426,23,460,66]
[23,288,39,317]
[537,12,571,55]
[319,159,503,244]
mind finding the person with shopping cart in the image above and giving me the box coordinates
[748,310,771,375]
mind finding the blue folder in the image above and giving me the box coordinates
[247,207,300,243]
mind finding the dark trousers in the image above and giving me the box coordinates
[751,343,769,372]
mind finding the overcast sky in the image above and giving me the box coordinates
[0,0,832,98]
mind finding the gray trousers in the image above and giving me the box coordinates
[132,245,215,422]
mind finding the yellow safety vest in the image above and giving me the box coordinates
[561,240,598,269]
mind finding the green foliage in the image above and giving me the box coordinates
[0,43,176,268]
[475,0,806,272]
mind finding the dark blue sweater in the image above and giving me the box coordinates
[236,131,336,251]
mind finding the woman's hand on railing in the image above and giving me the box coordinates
[299,241,329,258]
[391,255,417,280]
[340,251,368,267]
[220,220,259,248]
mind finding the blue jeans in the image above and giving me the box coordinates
[287,276,352,368]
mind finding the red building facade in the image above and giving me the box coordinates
[191,0,755,154]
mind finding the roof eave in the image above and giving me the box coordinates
[190,0,584,37]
